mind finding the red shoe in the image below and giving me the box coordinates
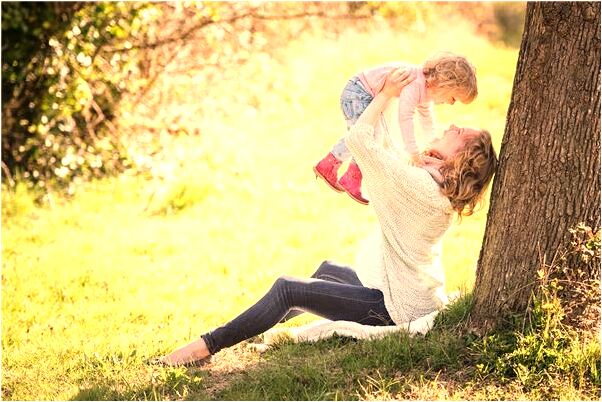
[313,153,344,192]
[338,162,369,205]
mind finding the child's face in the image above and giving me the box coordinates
[431,88,465,105]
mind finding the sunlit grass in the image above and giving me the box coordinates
[2,21,519,400]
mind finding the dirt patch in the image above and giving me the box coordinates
[194,342,265,398]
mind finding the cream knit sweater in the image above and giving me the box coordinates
[344,122,453,325]
[251,310,440,353]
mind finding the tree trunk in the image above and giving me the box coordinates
[470,2,601,332]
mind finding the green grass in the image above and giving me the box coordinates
[5,18,597,401]
[215,292,600,400]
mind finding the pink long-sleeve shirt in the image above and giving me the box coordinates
[357,62,435,156]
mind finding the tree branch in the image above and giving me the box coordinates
[106,9,370,53]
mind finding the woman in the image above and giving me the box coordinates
[159,69,498,366]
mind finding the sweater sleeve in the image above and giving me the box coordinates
[344,123,444,209]
[397,83,421,156]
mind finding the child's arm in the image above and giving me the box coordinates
[397,84,422,158]
[416,103,436,139]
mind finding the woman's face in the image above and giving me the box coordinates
[427,125,479,160]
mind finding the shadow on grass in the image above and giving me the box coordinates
[68,343,265,401]
[69,365,214,401]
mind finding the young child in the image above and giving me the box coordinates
[314,52,478,204]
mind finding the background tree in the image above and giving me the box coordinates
[470,1,601,332]
[2,1,524,196]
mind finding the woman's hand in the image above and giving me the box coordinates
[382,68,416,97]
[354,68,415,128]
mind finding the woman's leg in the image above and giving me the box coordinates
[200,269,393,356]
[160,260,378,366]
[161,261,393,365]
[280,260,362,322]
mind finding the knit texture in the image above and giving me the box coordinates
[253,310,439,351]
[345,122,453,325]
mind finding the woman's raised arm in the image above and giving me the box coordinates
[354,68,416,128]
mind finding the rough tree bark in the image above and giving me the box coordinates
[470,2,601,332]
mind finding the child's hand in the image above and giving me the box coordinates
[410,153,439,166]
[418,154,445,184]
[420,154,444,168]
[410,153,423,166]
[383,68,416,97]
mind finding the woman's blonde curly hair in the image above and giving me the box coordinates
[423,52,478,103]
[439,130,498,218]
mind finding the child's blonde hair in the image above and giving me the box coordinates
[423,52,478,103]
[439,129,497,218]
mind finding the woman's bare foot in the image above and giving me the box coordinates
[159,338,211,366]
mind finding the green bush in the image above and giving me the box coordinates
[1,181,39,220]
[2,2,155,193]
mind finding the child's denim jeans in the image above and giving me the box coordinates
[201,261,394,355]
[331,77,374,160]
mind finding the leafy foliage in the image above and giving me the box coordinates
[473,224,601,392]
[2,2,154,193]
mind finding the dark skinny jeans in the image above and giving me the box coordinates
[201,260,394,355]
